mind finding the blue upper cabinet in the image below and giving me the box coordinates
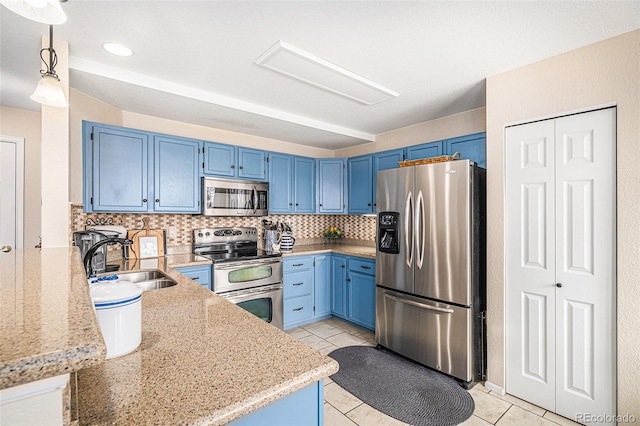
[238,147,268,181]
[203,141,236,177]
[84,123,151,212]
[317,159,347,214]
[203,142,268,180]
[153,135,201,213]
[268,153,294,213]
[406,140,444,160]
[294,156,316,213]
[348,155,373,214]
[83,121,201,214]
[445,132,486,168]
[372,148,405,210]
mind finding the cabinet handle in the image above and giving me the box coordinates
[155,199,160,202]
[319,203,323,207]
[293,307,304,311]
[192,277,200,280]
[347,278,351,282]
[293,263,303,267]
[231,165,235,169]
[142,198,147,203]
[293,282,304,286]
[239,166,243,169]
[556,283,563,288]
[289,203,293,206]
[341,265,345,268]
[295,203,299,206]
[360,265,372,270]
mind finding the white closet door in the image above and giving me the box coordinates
[505,108,616,422]
[554,109,616,419]
[505,120,556,410]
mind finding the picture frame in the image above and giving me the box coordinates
[139,236,159,258]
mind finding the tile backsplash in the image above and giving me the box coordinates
[70,205,376,247]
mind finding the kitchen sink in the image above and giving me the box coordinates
[111,270,177,291]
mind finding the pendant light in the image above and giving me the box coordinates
[30,25,68,108]
[0,0,66,25]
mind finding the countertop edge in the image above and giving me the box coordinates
[202,359,339,426]
[280,244,376,259]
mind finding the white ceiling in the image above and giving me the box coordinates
[1,1,639,149]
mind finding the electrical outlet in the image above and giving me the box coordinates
[344,224,350,233]
[169,226,177,239]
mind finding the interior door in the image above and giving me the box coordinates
[505,108,616,420]
[553,109,616,419]
[505,119,557,410]
[0,138,21,252]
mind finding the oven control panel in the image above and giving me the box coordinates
[194,227,258,245]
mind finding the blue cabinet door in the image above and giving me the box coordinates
[153,135,201,213]
[87,124,151,212]
[406,141,444,160]
[314,255,331,318]
[317,159,346,214]
[294,156,316,213]
[331,255,347,319]
[268,153,294,213]
[445,132,486,168]
[238,147,268,181]
[373,149,405,210]
[347,271,376,330]
[348,155,373,214]
[203,142,236,177]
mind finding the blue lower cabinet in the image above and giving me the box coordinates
[283,255,332,329]
[347,271,376,330]
[313,255,331,318]
[175,265,211,290]
[330,255,348,319]
[230,381,324,426]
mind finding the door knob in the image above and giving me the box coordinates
[556,283,563,288]
[2,245,12,253]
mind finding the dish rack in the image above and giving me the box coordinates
[398,152,461,167]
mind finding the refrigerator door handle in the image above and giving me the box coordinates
[384,292,454,314]
[416,190,425,269]
[405,191,414,268]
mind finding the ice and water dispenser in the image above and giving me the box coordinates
[378,212,399,254]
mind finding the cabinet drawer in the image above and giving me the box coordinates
[284,269,314,298]
[284,295,313,324]
[283,256,314,272]
[348,257,375,275]
[175,266,211,289]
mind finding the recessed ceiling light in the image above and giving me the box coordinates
[102,42,133,57]
[255,41,399,106]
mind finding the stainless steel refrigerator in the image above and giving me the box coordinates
[375,159,486,387]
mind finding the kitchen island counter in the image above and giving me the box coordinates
[76,255,338,425]
[0,248,106,390]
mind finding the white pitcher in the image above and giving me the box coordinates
[280,231,295,251]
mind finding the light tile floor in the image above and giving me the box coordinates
[286,318,582,426]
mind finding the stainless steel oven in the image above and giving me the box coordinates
[194,227,283,330]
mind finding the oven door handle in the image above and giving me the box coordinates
[223,284,283,299]
[214,258,282,270]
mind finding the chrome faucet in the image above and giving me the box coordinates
[83,237,133,277]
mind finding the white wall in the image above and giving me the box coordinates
[485,29,640,416]
[0,106,41,248]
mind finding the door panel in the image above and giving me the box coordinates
[554,108,615,419]
[505,119,556,411]
[414,160,471,305]
[375,167,414,294]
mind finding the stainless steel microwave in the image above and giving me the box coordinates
[202,177,268,216]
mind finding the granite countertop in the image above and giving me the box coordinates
[280,243,376,259]
[0,248,106,390]
[76,255,338,425]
